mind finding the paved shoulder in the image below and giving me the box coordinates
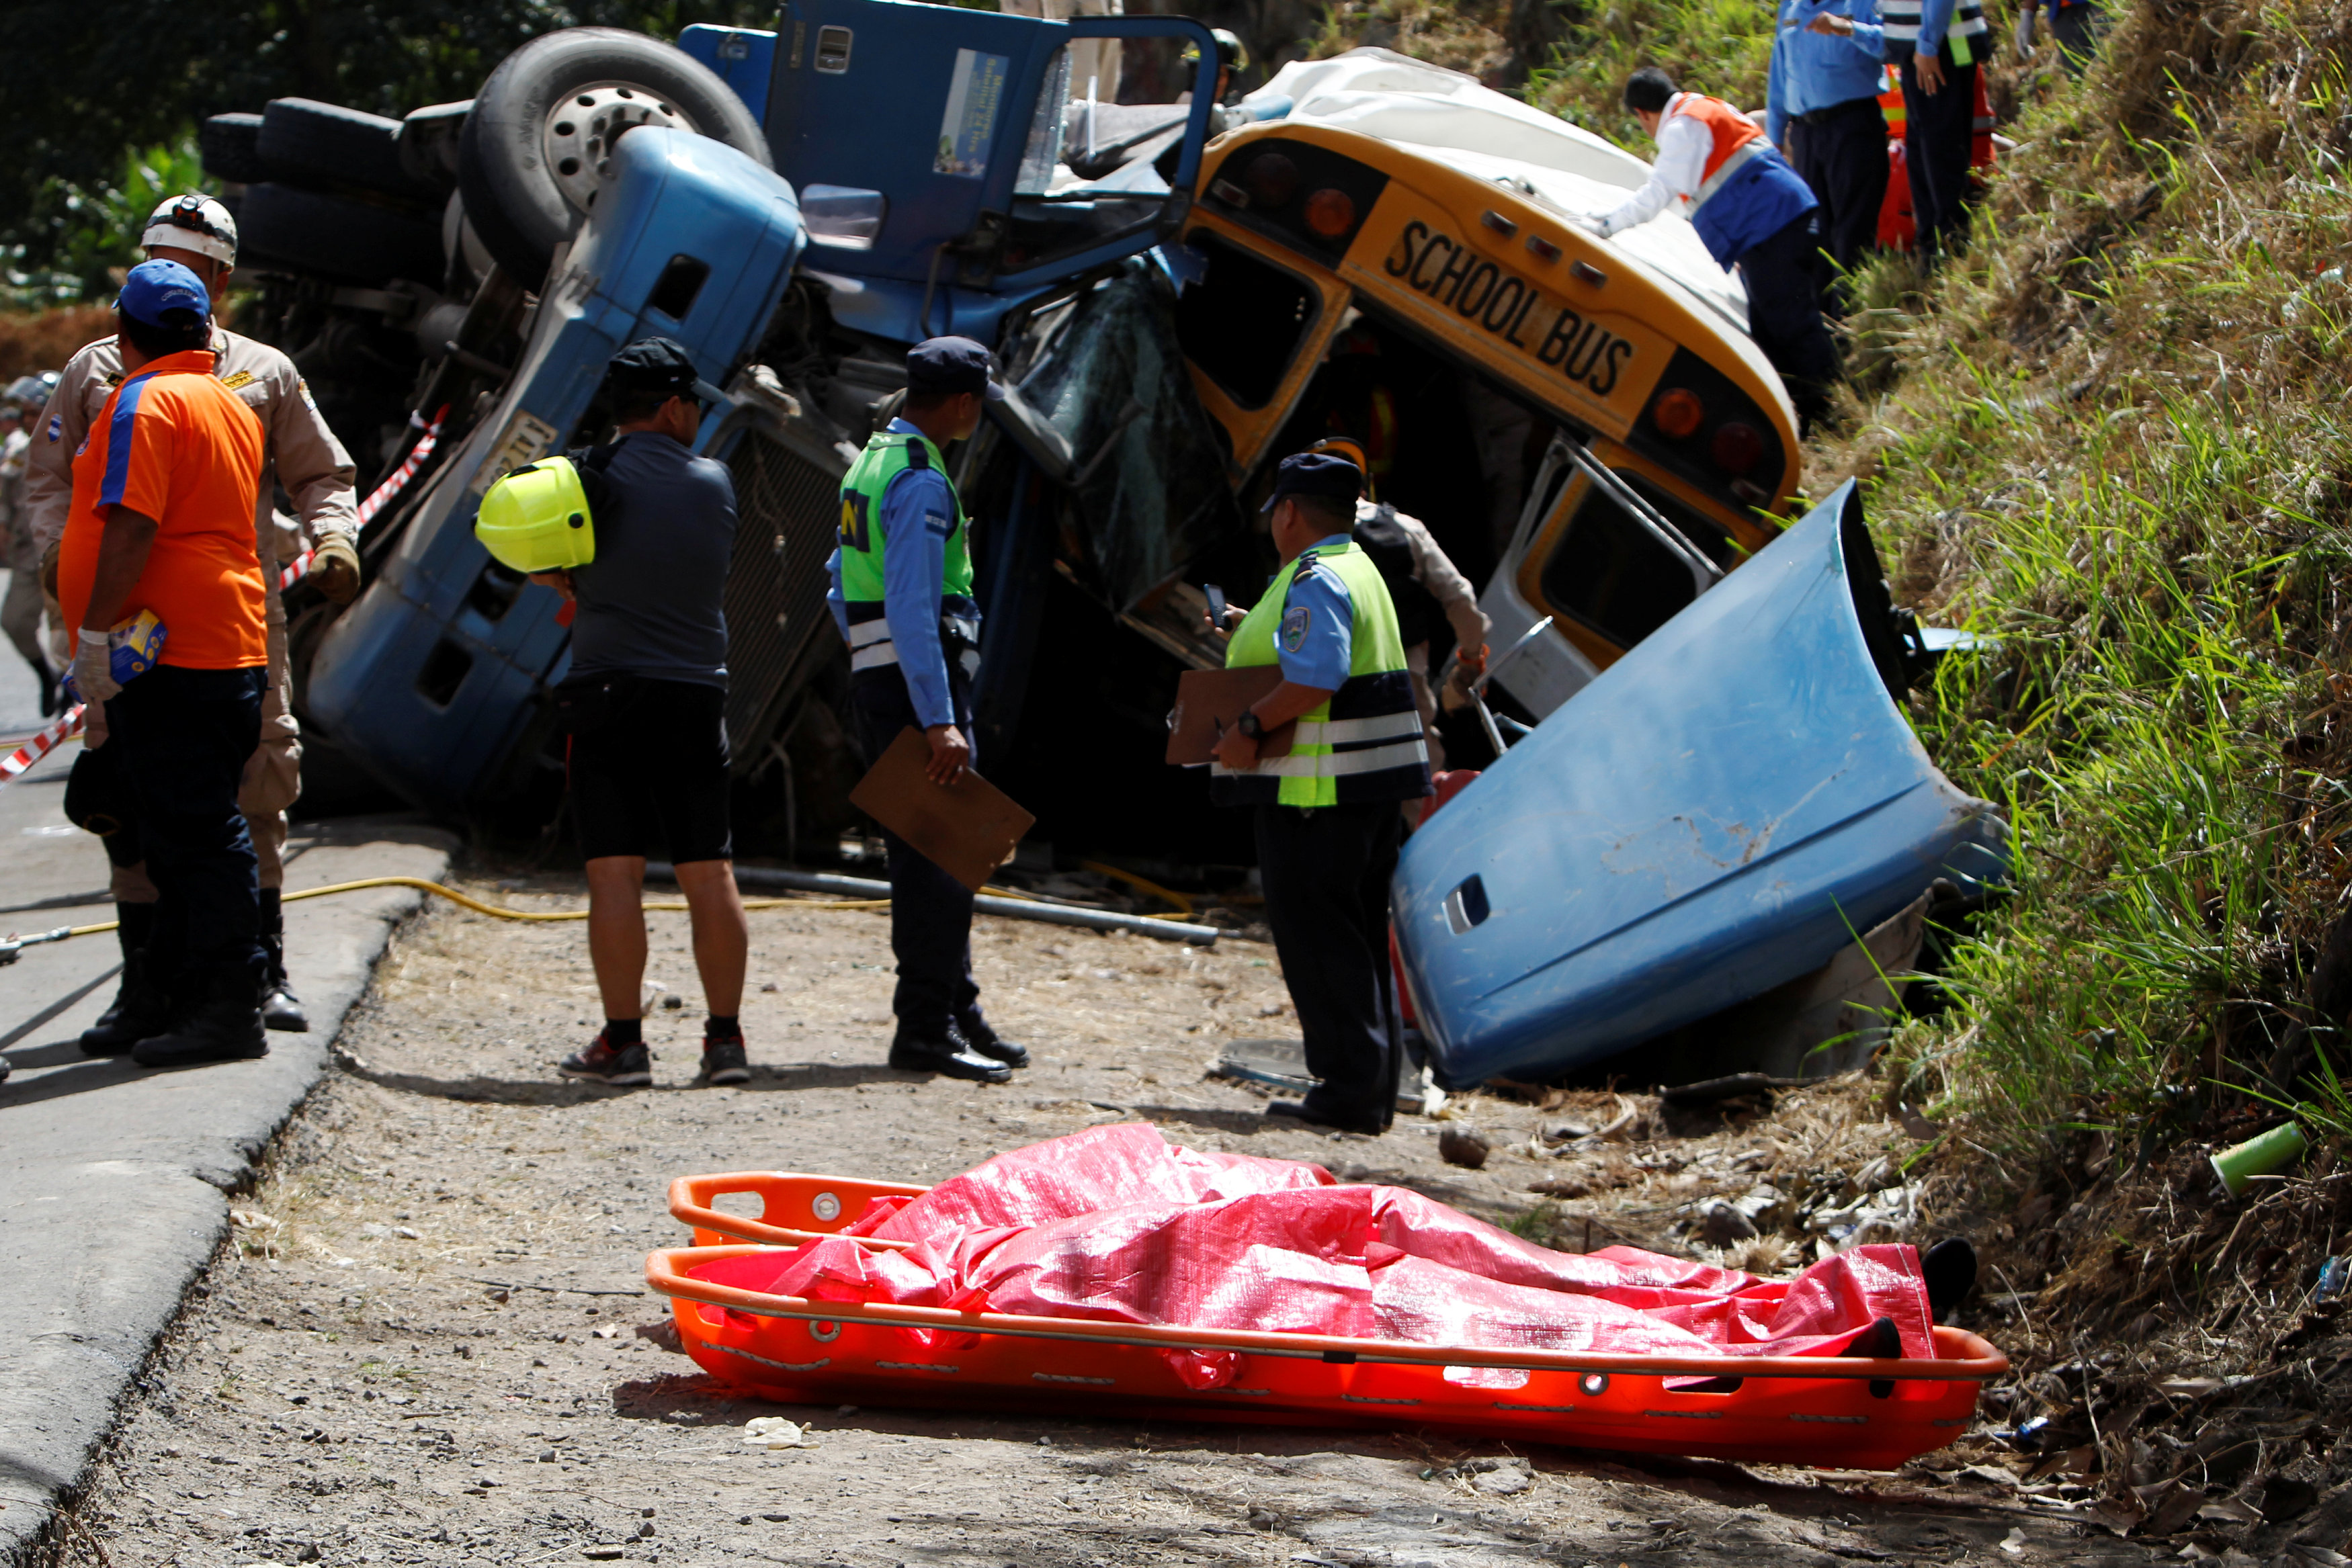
[0,755,454,1564]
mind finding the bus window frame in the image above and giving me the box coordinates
[1177,226,1355,480]
[1516,440,1774,671]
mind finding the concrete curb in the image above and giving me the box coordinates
[0,822,456,1565]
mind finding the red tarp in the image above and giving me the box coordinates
[701,1124,1931,1387]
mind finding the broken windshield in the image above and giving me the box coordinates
[1017,260,1243,611]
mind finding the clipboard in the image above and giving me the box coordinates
[847,728,1037,893]
[1165,666,1297,767]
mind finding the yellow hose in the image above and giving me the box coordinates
[1076,860,1195,918]
[50,876,891,937]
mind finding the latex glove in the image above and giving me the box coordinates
[1571,213,1610,238]
[308,535,362,605]
[71,627,120,705]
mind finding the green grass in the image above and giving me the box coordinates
[1833,0,2352,1155]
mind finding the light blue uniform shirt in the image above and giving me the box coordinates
[825,418,973,730]
[1269,536,1359,692]
[1767,0,1888,148]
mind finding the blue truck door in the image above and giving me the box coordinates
[763,0,1216,300]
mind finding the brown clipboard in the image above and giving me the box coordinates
[1165,665,1296,767]
[848,727,1037,893]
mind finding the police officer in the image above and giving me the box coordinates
[1210,451,1433,1135]
[827,337,1025,1084]
[0,380,56,712]
[1882,0,1990,262]
[1589,69,1841,433]
[28,195,360,1051]
[1767,0,1890,313]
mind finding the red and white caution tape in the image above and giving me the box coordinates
[278,406,448,590]
[1,703,86,784]
[5,406,450,790]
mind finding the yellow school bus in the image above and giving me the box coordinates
[1165,120,1801,701]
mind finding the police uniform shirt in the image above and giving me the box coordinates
[1270,536,1361,691]
[1767,0,1890,147]
[823,417,974,730]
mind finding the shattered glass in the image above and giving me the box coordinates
[1016,260,1241,611]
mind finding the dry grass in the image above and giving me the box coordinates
[0,306,109,382]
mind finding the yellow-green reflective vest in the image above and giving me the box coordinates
[837,427,976,677]
[1214,540,1432,808]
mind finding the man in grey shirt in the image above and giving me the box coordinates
[528,337,751,1088]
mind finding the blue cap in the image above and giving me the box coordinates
[116,259,210,327]
[1261,450,1364,513]
[906,337,1006,402]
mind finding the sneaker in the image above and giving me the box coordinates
[698,1037,751,1086]
[888,1029,1011,1084]
[954,1013,1028,1069]
[558,1032,652,1086]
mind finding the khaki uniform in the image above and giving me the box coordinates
[1,426,44,673]
[26,328,358,891]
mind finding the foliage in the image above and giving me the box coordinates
[6,138,212,307]
[0,0,775,293]
[1521,0,1779,143]
[1825,0,2352,1154]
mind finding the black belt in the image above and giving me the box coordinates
[1792,95,1886,128]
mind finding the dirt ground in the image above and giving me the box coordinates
[48,876,2176,1568]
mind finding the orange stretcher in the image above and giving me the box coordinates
[653,1171,2004,1470]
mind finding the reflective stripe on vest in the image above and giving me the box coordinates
[1212,540,1431,809]
[1879,0,1990,42]
[838,427,978,681]
[1671,94,1766,213]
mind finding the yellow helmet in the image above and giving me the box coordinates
[474,455,595,573]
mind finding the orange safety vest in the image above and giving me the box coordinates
[1667,93,1768,210]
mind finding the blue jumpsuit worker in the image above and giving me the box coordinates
[1882,0,1990,263]
[827,337,1028,1085]
[1209,452,1433,1136]
[537,337,753,1091]
[1767,0,1890,313]
[1591,70,1841,433]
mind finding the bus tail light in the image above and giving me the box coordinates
[1303,188,1356,238]
[1243,153,1300,208]
[1711,422,1765,476]
[1651,387,1704,440]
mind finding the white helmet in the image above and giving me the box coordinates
[142,193,239,267]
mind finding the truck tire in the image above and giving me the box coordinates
[200,113,267,185]
[238,182,446,286]
[258,98,436,203]
[459,26,771,289]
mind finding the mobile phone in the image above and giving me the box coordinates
[1205,584,1228,630]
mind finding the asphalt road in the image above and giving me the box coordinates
[0,585,456,1564]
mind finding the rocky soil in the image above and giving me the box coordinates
[43,875,2173,1567]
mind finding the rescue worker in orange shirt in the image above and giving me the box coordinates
[29,195,360,1047]
[56,261,273,1069]
[1588,69,1841,433]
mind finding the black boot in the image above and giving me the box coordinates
[80,904,171,1057]
[257,888,308,1032]
[132,967,267,1069]
[33,655,58,718]
[888,1027,1011,1083]
[954,1011,1028,1069]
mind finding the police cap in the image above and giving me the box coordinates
[906,337,1007,402]
[1262,450,1363,513]
[605,336,701,398]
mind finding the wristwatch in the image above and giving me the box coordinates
[1236,710,1265,740]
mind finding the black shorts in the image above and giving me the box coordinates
[569,677,733,864]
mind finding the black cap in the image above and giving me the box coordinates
[1261,450,1364,513]
[906,336,1006,402]
[606,335,700,397]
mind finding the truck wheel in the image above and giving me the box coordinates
[239,183,446,286]
[200,113,267,185]
[259,98,437,203]
[458,26,771,289]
